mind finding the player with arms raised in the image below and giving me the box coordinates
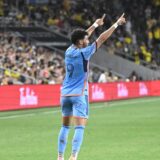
[57,13,126,160]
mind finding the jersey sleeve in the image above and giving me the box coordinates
[80,41,97,60]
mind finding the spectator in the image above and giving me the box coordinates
[0,33,65,85]
[129,71,139,81]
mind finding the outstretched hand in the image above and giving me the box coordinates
[95,14,106,26]
[117,13,126,25]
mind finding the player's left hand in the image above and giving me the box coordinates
[117,13,126,25]
[95,14,106,26]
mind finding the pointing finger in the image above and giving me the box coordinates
[102,14,106,20]
[120,13,125,18]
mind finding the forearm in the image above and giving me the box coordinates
[86,23,98,37]
[96,23,118,48]
[96,13,125,49]
[86,14,106,37]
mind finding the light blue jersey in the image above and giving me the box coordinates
[61,42,97,96]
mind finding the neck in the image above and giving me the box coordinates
[74,44,82,49]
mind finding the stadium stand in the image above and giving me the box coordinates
[0,0,160,84]
[0,32,65,85]
[0,30,120,85]
[3,0,160,66]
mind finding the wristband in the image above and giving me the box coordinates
[93,22,99,28]
[113,22,118,29]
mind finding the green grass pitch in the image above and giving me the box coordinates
[0,97,160,160]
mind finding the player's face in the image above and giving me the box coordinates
[78,35,89,48]
[83,35,89,47]
[79,35,89,48]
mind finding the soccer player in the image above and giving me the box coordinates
[57,13,126,160]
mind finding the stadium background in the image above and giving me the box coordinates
[0,0,160,159]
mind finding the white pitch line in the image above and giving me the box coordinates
[92,97,160,109]
[0,113,36,119]
[0,98,160,120]
[0,110,60,120]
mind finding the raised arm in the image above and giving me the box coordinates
[96,13,126,49]
[86,14,106,37]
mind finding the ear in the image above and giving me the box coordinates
[78,39,83,45]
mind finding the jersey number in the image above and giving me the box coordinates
[67,64,74,78]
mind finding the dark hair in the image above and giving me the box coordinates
[71,28,88,45]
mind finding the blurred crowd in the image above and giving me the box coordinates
[0,33,65,85]
[0,0,160,84]
[89,67,141,83]
[1,0,159,67]
[0,32,140,85]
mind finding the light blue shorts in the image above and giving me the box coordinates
[61,95,89,119]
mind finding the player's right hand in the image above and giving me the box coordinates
[95,14,106,26]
